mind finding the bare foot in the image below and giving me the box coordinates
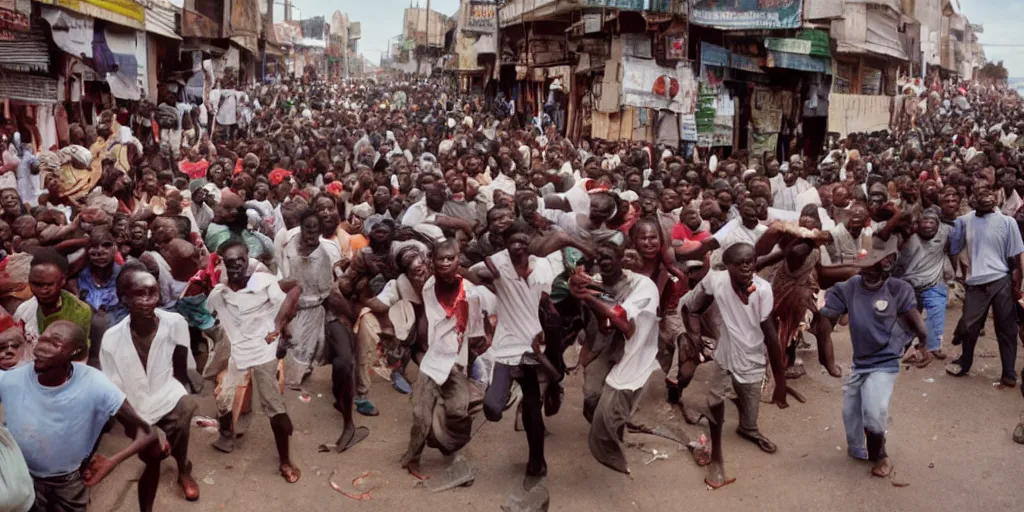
[871,457,893,478]
[704,461,736,489]
[826,363,842,378]
[178,472,200,501]
[279,463,301,483]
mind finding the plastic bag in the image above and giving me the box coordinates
[0,426,35,512]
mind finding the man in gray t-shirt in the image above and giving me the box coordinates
[893,208,952,361]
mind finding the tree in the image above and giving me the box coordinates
[979,60,1009,82]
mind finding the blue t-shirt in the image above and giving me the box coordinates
[949,211,1024,286]
[0,363,125,477]
[821,276,917,373]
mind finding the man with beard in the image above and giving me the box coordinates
[678,243,788,489]
[205,239,302,483]
[471,222,557,488]
[100,268,200,503]
[819,236,929,478]
[945,180,1024,388]
[400,240,490,487]
[569,239,660,475]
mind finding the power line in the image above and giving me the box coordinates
[978,43,1024,47]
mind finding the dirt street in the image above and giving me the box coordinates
[89,312,1024,511]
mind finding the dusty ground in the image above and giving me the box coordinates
[89,311,1024,512]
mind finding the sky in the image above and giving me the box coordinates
[958,0,1024,78]
[276,0,1021,73]
[280,0,461,65]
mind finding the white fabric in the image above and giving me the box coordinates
[475,250,554,361]
[41,7,93,58]
[400,197,436,228]
[207,273,287,370]
[604,271,661,391]
[376,274,422,306]
[12,299,40,350]
[684,270,772,384]
[99,310,194,424]
[709,220,767,270]
[419,277,491,386]
[209,89,247,126]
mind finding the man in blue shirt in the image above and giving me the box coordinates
[820,236,929,479]
[945,180,1024,387]
[0,320,161,512]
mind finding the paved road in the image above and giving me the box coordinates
[90,312,1024,511]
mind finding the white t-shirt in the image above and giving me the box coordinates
[419,277,491,385]
[604,271,661,391]
[99,309,195,424]
[683,270,772,384]
[376,274,423,306]
[709,219,768,270]
[474,250,555,362]
[207,273,287,370]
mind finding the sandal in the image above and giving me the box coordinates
[945,362,968,377]
[736,429,777,454]
[279,463,301,484]
[1013,421,1024,445]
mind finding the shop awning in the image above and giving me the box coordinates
[143,0,181,40]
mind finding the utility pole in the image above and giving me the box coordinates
[424,0,430,76]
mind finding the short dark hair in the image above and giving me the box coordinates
[116,262,150,296]
[29,247,69,275]
[722,242,754,265]
[217,236,249,257]
[297,207,320,227]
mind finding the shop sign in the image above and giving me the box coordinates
[583,13,601,33]
[764,37,811,55]
[52,0,145,24]
[729,52,761,73]
[766,50,830,74]
[620,56,697,114]
[690,0,802,30]
[464,0,497,34]
[665,33,685,60]
[580,0,671,12]
[701,41,729,67]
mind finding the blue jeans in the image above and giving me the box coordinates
[918,284,948,351]
[842,371,897,457]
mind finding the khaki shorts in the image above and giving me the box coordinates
[706,360,762,434]
[219,358,287,418]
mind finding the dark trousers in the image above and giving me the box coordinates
[324,320,356,407]
[957,275,1018,382]
[483,363,546,473]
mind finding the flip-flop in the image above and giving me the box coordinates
[1012,422,1024,445]
[704,476,736,489]
[945,363,968,377]
[736,429,777,454]
[425,455,475,493]
[279,464,301,484]
[336,426,370,453]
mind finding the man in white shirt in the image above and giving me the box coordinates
[470,223,556,486]
[570,240,660,474]
[680,243,789,489]
[676,197,768,271]
[100,268,200,502]
[208,78,247,141]
[400,241,489,487]
[205,238,302,483]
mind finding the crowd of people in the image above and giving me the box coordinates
[0,69,1023,511]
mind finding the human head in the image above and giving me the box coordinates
[0,325,26,370]
[86,226,117,269]
[722,242,756,291]
[588,192,617,226]
[629,218,662,262]
[505,221,532,260]
[28,248,69,307]
[116,267,160,321]
[0,189,21,217]
[432,239,460,283]
[595,239,625,282]
[33,320,87,373]
[217,238,250,285]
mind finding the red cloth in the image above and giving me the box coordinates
[232,158,244,176]
[325,181,343,197]
[435,276,469,350]
[269,168,293,186]
[671,223,711,242]
[180,158,210,180]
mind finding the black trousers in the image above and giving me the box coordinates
[483,362,545,473]
[325,320,357,406]
[956,275,1018,382]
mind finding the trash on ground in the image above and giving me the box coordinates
[299,391,312,403]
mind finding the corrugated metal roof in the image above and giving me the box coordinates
[0,72,58,103]
[0,23,51,74]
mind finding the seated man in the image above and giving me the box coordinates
[0,320,159,512]
[100,267,200,502]
[14,248,92,356]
